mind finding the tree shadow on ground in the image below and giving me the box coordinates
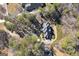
[51,6,62,24]
[29,18,42,36]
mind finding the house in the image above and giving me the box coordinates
[42,22,54,40]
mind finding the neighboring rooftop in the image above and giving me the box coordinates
[22,3,46,12]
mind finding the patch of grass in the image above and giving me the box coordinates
[56,25,63,40]
[76,31,79,39]
[61,34,76,55]
[61,35,72,49]
[76,16,79,29]
[52,24,63,46]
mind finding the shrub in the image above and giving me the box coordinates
[9,34,44,56]
[72,11,78,18]
[9,37,17,49]
[4,21,16,32]
[16,13,36,26]
[16,12,41,37]
[63,8,69,14]
[38,7,45,13]
[46,4,55,12]
[16,34,43,56]
[4,16,11,21]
